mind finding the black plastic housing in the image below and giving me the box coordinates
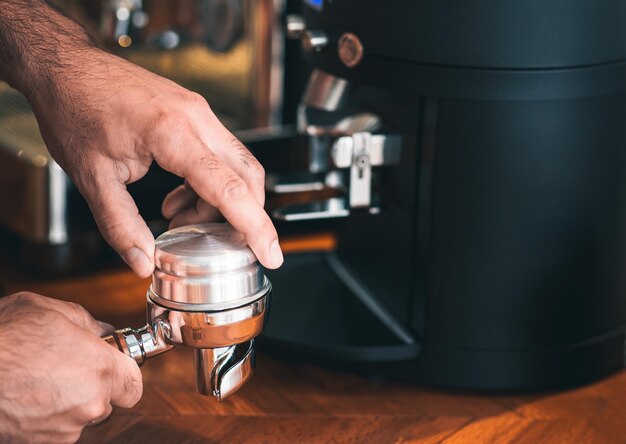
[261,0,626,390]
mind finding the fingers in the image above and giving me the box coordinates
[155,144,283,269]
[186,95,266,206]
[204,132,266,206]
[107,347,143,409]
[77,173,155,278]
[162,184,197,219]
[169,199,222,228]
[162,183,222,227]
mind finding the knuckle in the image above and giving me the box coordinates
[230,139,265,186]
[185,91,208,108]
[9,291,37,305]
[156,112,185,133]
[79,399,109,422]
[245,154,265,181]
[45,310,70,326]
[67,302,94,327]
[220,176,249,202]
[198,154,222,172]
[66,301,86,316]
[151,110,188,148]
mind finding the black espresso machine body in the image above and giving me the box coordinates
[261,0,626,389]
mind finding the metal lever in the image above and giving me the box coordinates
[332,132,402,208]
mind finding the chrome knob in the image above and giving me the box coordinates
[302,30,329,52]
[285,14,306,39]
[338,32,364,68]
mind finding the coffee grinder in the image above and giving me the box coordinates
[261,0,626,389]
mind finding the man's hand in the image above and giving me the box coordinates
[0,292,142,443]
[0,1,283,277]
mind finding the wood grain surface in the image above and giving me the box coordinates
[3,238,626,444]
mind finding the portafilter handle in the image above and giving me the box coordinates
[103,322,256,401]
[103,320,173,366]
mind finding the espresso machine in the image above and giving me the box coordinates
[260,0,626,390]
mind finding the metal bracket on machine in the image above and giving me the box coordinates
[272,131,402,221]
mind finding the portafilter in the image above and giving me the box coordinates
[103,223,271,401]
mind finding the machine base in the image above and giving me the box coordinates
[261,252,626,391]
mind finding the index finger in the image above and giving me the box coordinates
[154,142,283,269]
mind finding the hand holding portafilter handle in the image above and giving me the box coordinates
[0,293,143,443]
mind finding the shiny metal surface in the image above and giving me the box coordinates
[331,133,402,168]
[302,30,328,52]
[332,131,402,208]
[153,223,265,305]
[305,113,381,138]
[303,70,352,112]
[195,340,255,400]
[285,14,305,39]
[103,223,271,400]
[265,171,345,195]
[103,321,174,366]
[148,289,271,347]
[265,172,326,193]
[348,132,373,207]
[273,197,350,221]
[269,103,401,220]
[272,196,381,221]
[155,223,257,276]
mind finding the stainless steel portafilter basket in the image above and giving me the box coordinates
[103,223,272,401]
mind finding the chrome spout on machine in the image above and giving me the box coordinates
[103,223,271,401]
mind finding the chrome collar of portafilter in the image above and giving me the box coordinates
[103,223,272,401]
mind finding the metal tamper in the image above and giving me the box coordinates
[103,223,271,400]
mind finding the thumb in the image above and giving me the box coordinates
[78,175,155,278]
[106,344,143,408]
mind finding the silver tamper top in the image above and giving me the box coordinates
[151,223,268,310]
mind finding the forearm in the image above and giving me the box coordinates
[0,0,96,100]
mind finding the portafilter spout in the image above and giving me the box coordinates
[103,223,272,401]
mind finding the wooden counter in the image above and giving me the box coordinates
[4,263,626,443]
